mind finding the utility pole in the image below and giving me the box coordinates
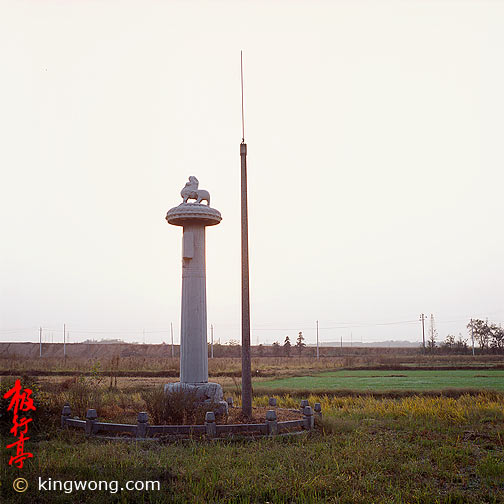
[211,324,214,359]
[316,320,319,360]
[420,313,426,352]
[470,318,475,356]
[240,51,252,418]
[63,323,66,359]
[170,322,174,358]
[429,314,436,349]
[39,327,42,357]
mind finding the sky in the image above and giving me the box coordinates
[1,0,503,347]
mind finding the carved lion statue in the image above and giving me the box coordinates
[180,176,210,205]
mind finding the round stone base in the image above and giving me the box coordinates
[164,382,228,416]
[166,203,222,227]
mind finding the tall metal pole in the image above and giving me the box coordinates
[316,320,319,360]
[240,51,252,418]
[39,327,42,357]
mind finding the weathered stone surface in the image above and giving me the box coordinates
[266,409,278,435]
[166,203,221,227]
[86,409,97,420]
[214,400,229,417]
[266,410,277,421]
[180,176,211,205]
[164,382,224,402]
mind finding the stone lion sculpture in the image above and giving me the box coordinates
[180,176,210,205]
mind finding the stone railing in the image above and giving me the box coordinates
[60,398,322,440]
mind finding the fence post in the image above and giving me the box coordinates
[314,402,322,420]
[85,409,97,436]
[61,404,71,428]
[300,399,309,413]
[226,397,234,408]
[303,406,314,430]
[266,409,278,435]
[268,397,277,407]
[205,411,216,438]
[137,412,148,438]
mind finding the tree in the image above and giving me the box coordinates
[442,334,456,352]
[455,333,468,353]
[283,336,291,357]
[467,319,491,350]
[295,331,306,356]
[272,341,281,357]
[490,324,504,351]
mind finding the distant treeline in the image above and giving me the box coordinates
[427,318,504,355]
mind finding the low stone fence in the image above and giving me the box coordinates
[61,398,322,440]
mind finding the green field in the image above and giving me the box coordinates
[259,369,504,391]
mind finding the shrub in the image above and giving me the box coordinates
[62,374,104,418]
[141,387,218,425]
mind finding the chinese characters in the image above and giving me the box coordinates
[3,379,36,468]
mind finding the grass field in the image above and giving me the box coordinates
[258,369,504,392]
[1,392,504,503]
[2,356,504,503]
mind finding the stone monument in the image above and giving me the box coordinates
[165,176,227,415]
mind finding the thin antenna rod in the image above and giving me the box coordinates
[241,50,245,143]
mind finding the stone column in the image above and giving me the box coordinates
[165,177,227,415]
[180,222,208,383]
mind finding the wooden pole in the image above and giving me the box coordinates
[240,51,252,418]
[240,140,252,418]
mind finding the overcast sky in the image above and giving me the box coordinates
[1,1,503,346]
